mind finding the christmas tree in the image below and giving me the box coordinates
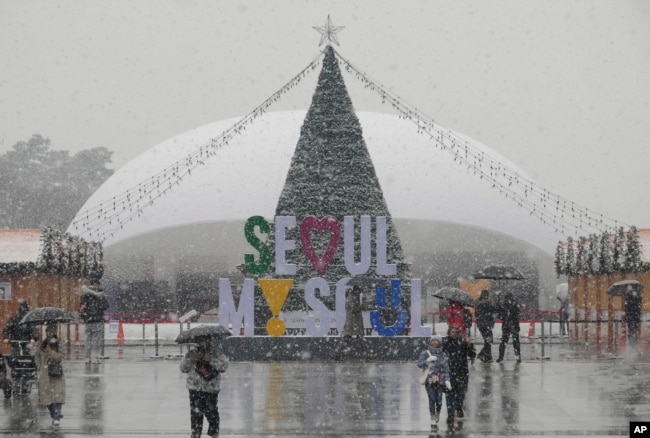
[264,45,410,313]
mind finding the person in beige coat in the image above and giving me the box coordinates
[34,331,66,427]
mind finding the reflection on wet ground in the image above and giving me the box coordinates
[0,341,647,437]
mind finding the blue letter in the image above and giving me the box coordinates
[370,279,409,336]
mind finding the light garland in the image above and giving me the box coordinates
[71,53,324,243]
[332,48,628,240]
[73,46,629,249]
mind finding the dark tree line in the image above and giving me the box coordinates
[0,135,114,230]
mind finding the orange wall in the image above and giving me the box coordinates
[568,272,650,313]
[0,273,86,344]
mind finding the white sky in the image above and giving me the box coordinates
[1,0,649,230]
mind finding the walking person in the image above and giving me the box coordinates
[556,283,569,336]
[447,300,466,336]
[331,285,372,360]
[558,294,569,336]
[625,287,643,347]
[441,325,476,429]
[2,300,38,354]
[180,336,229,438]
[417,335,451,430]
[475,290,496,362]
[496,291,521,363]
[79,280,109,364]
[34,330,65,428]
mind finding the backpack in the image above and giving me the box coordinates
[47,358,63,378]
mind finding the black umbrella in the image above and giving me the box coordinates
[474,265,525,280]
[432,287,476,307]
[19,307,75,325]
[607,280,644,297]
[175,324,232,344]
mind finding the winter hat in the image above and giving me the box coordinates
[430,335,443,344]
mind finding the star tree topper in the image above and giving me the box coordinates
[313,15,345,46]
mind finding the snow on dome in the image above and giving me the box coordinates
[68,111,561,254]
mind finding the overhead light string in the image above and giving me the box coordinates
[72,52,324,242]
[332,48,628,240]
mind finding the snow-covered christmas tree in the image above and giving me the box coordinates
[265,45,411,313]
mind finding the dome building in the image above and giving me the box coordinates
[69,47,562,319]
[68,109,560,317]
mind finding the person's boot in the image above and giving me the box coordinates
[446,416,455,431]
[496,344,506,362]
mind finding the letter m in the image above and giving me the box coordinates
[218,278,255,337]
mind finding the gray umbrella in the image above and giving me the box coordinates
[19,307,75,325]
[432,287,476,307]
[556,283,568,301]
[607,280,644,297]
[175,324,232,344]
[474,264,525,280]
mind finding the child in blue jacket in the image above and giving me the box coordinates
[417,335,452,429]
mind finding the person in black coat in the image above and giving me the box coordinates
[625,288,642,346]
[497,291,521,363]
[79,281,109,364]
[2,300,38,354]
[441,325,476,427]
[475,290,496,362]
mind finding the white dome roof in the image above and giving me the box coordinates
[69,111,560,254]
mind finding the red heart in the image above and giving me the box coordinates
[300,215,341,276]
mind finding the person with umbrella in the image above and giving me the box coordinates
[475,290,496,362]
[496,291,521,363]
[432,287,476,337]
[79,280,109,364]
[448,300,466,336]
[556,284,569,336]
[625,285,643,347]
[34,329,66,428]
[2,300,38,354]
[180,335,229,438]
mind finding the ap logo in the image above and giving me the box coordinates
[631,422,650,436]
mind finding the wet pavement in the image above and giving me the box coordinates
[0,340,648,437]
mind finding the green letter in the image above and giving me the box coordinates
[244,216,271,274]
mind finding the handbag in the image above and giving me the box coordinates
[419,351,433,385]
[47,358,63,378]
[196,360,217,381]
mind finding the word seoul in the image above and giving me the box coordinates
[218,215,431,338]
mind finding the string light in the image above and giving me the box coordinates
[73,46,628,246]
[72,53,324,242]
[332,48,628,241]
